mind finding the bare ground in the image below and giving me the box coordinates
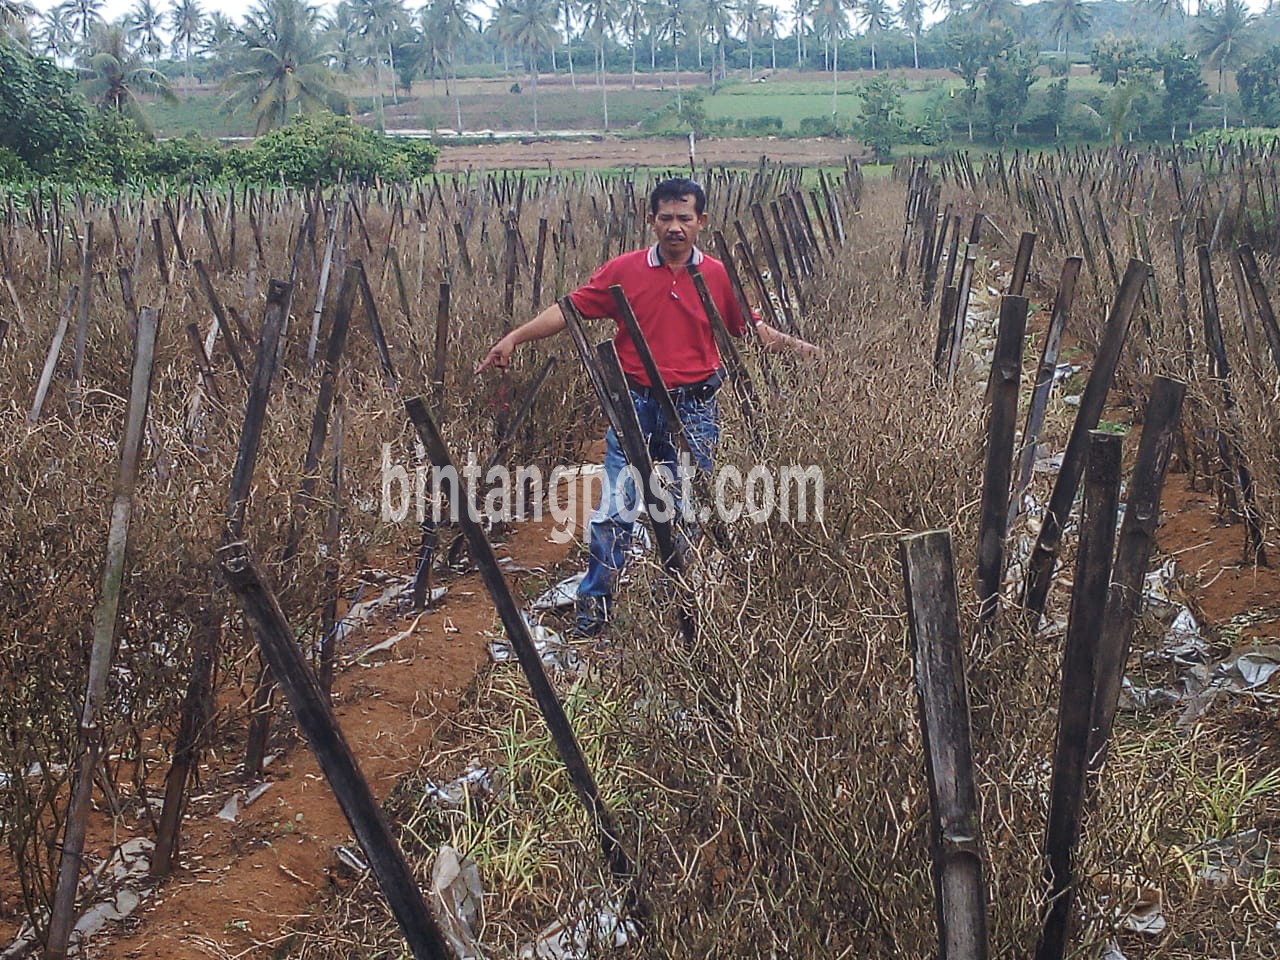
[432,136,867,172]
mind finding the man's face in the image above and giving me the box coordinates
[649,195,708,263]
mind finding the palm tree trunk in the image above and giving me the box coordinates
[631,33,637,87]
[452,59,463,131]
[1221,67,1227,129]
[831,38,837,115]
[532,63,540,130]
[388,39,399,105]
[748,36,754,79]
[675,35,682,110]
[599,44,608,128]
[912,33,918,69]
[564,1,576,88]
[870,41,876,70]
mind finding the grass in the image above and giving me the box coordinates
[143,91,255,139]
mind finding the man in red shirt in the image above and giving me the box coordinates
[477,177,817,636]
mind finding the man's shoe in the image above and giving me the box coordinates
[570,596,610,639]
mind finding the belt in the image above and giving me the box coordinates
[627,371,722,403]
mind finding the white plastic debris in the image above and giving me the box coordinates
[1099,942,1128,960]
[217,782,273,822]
[532,573,586,612]
[1197,829,1276,885]
[335,845,368,874]
[489,614,581,673]
[423,763,493,809]
[430,845,486,960]
[2,838,155,958]
[518,899,638,959]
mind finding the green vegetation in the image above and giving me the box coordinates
[0,43,437,185]
[4,0,1280,159]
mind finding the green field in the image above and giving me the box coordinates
[143,81,672,139]
[701,71,1113,133]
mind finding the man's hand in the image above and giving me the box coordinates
[475,334,516,374]
[756,321,823,359]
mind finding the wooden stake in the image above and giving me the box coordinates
[403,397,642,898]
[217,542,454,960]
[46,306,160,960]
[1021,260,1148,626]
[1035,431,1121,960]
[900,530,990,960]
[975,295,1029,637]
[1088,376,1185,773]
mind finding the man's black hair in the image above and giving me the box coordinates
[649,177,706,215]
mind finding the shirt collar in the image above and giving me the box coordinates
[647,243,705,268]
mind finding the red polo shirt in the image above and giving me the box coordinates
[568,244,748,388]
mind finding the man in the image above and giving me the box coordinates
[477,177,818,637]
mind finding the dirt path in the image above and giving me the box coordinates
[84,499,589,960]
[433,136,866,172]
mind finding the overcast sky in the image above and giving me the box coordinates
[24,0,1279,35]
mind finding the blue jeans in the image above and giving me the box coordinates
[577,388,719,606]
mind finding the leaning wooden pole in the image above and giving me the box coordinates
[900,530,990,960]
[153,280,292,877]
[403,396,643,901]
[1035,431,1122,960]
[975,295,1029,638]
[217,542,454,960]
[46,306,161,960]
[1088,376,1186,774]
[1009,258,1082,526]
[1021,260,1148,627]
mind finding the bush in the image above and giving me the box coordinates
[734,115,784,134]
[229,113,439,185]
[0,45,95,176]
[83,110,152,185]
[798,116,846,138]
[143,133,227,183]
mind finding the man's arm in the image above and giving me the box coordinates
[755,319,823,358]
[475,303,568,373]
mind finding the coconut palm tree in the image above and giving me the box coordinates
[898,0,921,68]
[558,0,575,85]
[759,3,778,69]
[80,21,178,128]
[792,0,813,66]
[323,0,361,75]
[701,0,732,83]
[737,0,762,78]
[350,0,405,105]
[967,0,1019,29]
[642,0,663,72]
[654,0,691,107]
[201,10,237,74]
[37,4,75,58]
[168,0,203,80]
[858,0,893,69]
[222,0,349,132]
[60,0,104,45]
[581,0,618,126]
[494,0,557,130]
[620,0,644,84]
[125,0,164,63]
[1139,0,1186,19]
[422,0,477,130]
[1048,0,1091,57]
[1195,0,1256,127]
[812,0,849,114]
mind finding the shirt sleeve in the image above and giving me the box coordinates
[567,259,618,321]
